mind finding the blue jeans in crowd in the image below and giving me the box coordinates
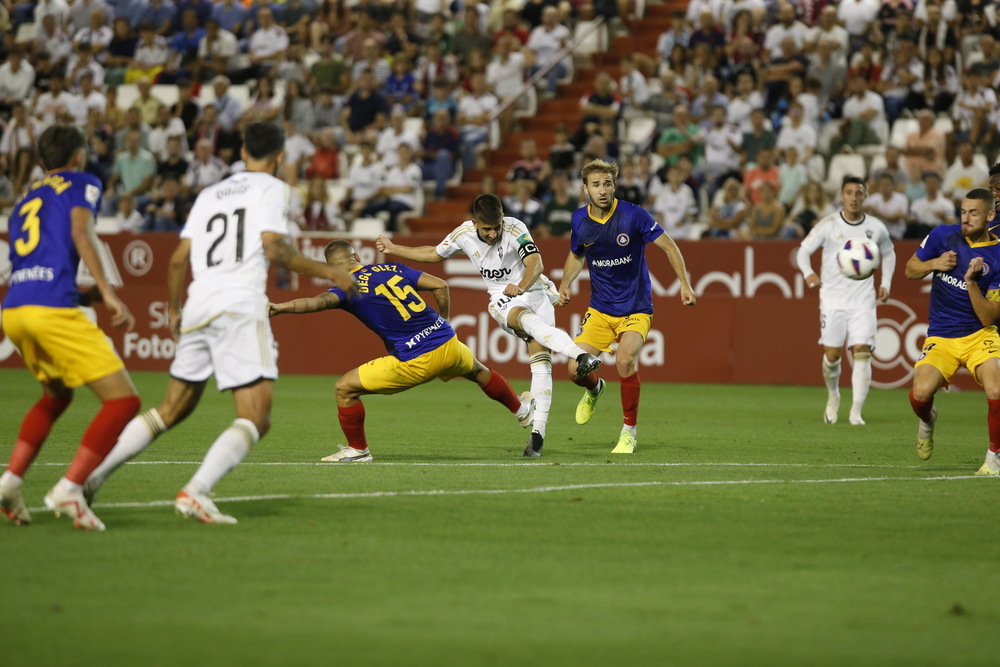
[460,127,488,170]
[420,150,454,198]
[530,62,568,93]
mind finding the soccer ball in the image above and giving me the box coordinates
[837,237,881,280]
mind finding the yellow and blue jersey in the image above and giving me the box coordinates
[570,199,664,317]
[4,170,103,310]
[916,224,1000,338]
[327,263,455,361]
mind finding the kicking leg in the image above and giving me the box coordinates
[911,364,945,461]
[322,369,375,463]
[612,331,643,454]
[509,306,601,379]
[571,342,606,425]
[849,345,872,425]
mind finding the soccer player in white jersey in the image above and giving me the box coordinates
[796,176,897,425]
[376,193,602,457]
[83,122,356,524]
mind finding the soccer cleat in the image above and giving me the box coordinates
[824,392,840,424]
[974,451,1000,476]
[523,431,544,458]
[175,488,238,524]
[915,406,937,461]
[575,379,605,425]
[0,473,30,526]
[572,352,602,381]
[849,412,866,426]
[44,484,105,531]
[321,445,373,463]
[517,392,536,429]
[611,429,636,454]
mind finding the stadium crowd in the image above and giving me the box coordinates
[0,0,996,239]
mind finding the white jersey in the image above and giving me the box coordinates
[434,217,557,298]
[796,211,896,311]
[181,171,291,326]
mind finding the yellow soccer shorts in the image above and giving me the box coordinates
[358,335,476,395]
[574,307,652,354]
[915,326,1000,385]
[2,305,125,388]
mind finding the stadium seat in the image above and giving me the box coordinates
[152,84,179,109]
[869,153,887,176]
[889,119,918,149]
[625,117,656,153]
[572,20,609,58]
[933,117,954,135]
[116,84,139,110]
[15,22,36,43]
[824,154,866,193]
[817,121,841,156]
[351,217,386,237]
[974,153,990,171]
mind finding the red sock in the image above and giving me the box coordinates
[988,399,1000,454]
[573,372,600,390]
[7,394,72,478]
[480,370,522,413]
[338,402,368,450]
[909,390,934,423]
[621,372,641,427]
[64,396,141,485]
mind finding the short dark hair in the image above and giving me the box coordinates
[324,239,355,262]
[842,175,866,190]
[989,161,1000,177]
[472,193,504,225]
[243,121,285,160]
[38,124,86,170]
[965,188,994,207]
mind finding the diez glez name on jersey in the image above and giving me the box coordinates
[480,267,512,280]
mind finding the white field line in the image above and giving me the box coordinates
[35,461,974,469]
[26,474,986,512]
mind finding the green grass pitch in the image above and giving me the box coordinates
[1,368,998,666]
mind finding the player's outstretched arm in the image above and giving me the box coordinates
[376,235,445,263]
[167,238,191,340]
[269,292,341,317]
[652,233,696,305]
[557,251,586,306]
[71,207,135,331]
[964,257,1000,326]
[905,250,956,280]
[262,232,356,292]
[416,272,450,319]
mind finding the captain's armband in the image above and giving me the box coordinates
[517,241,540,260]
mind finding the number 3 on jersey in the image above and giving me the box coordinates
[374,274,426,321]
[15,198,43,257]
[207,208,245,266]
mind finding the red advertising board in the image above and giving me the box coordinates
[0,232,956,389]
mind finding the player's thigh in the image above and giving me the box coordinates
[211,314,279,392]
[616,330,646,372]
[357,354,420,394]
[435,337,477,382]
[88,369,138,401]
[232,379,275,435]
[574,307,618,353]
[975,358,1000,398]
[966,327,1000,389]
[914,336,962,386]
[170,327,215,385]
[335,368,369,404]
[845,309,876,350]
[818,308,848,349]
[912,363,947,400]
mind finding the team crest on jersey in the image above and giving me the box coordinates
[865,230,873,239]
[497,244,504,259]
[983,262,991,276]
[616,233,629,246]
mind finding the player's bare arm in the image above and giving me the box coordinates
[71,206,135,330]
[505,251,542,297]
[166,237,191,340]
[905,250,957,279]
[964,257,1000,326]
[652,233,696,305]
[557,251,586,306]
[262,231,356,292]
[376,235,445,263]
[268,291,342,317]
[416,272,450,319]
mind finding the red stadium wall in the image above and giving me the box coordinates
[0,233,967,389]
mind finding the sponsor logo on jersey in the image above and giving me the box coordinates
[481,267,512,280]
[591,256,632,268]
[404,316,446,348]
[937,272,968,290]
[617,233,630,246]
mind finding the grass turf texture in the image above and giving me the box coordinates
[1,368,998,666]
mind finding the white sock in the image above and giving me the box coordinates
[518,311,586,359]
[188,418,260,494]
[0,470,22,490]
[56,477,82,493]
[622,424,636,437]
[589,378,604,396]
[529,352,552,438]
[851,352,871,414]
[822,357,842,395]
[87,409,167,490]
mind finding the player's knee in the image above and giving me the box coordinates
[111,395,142,419]
[616,358,636,377]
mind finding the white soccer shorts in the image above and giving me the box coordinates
[488,289,557,341]
[819,307,877,350]
[170,313,278,391]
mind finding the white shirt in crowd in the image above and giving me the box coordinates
[348,159,385,203]
[910,195,956,227]
[249,25,289,63]
[185,156,229,191]
[943,160,990,203]
[864,191,909,239]
[526,23,570,68]
[764,21,809,60]
[0,61,36,101]
[284,133,316,166]
[382,162,423,208]
[34,0,70,26]
[148,118,189,161]
[653,183,698,236]
[73,25,113,62]
[376,127,420,168]
[73,90,108,126]
[458,92,499,133]
[703,123,742,169]
[727,92,764,132]
[685,0,723,29]
[777,122,818,156]
[33,89,76,128]
[837,0,879,35]
[620,70,650,107]
[198,29,239,68]
[133,35,170,68]
[486,52,526,100]
[842,90,887,137]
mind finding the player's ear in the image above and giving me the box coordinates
[988,206,996,223]
[240,145,248,162]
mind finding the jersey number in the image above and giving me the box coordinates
[15,198,43,257]
[206,208,246,267]
[374,274,427,321]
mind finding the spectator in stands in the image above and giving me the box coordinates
[313,87,341,130]
[425,76,459,121]
[282,119,316,172]
[244,75,281,122]
[236,6,287,82]
[507,135,544,187]
[614,159,643,205]
[788,181,832,234]
[763,4,808,60]
[191,103,221,152]
[494,9,530,46]
[617,55,649,115]
[155,135,189,187]
[282,79,316,133]
[305,128,339,180]
[144,177,189,231]
[104,86,127,130]
[656,105,703,166]
[142,0,177,37]
[909,171,956,237]
[695,105,742,198]
[302,177,344,231]
[127,22,170,83]
[377,107,420,168]
[342,9,385,63]
[72,71,107,126]
[361,143,421,231]
[744,145,780,204]
[652,10,690,72]
[707,177,748,239]
[902,108,946,177]
[132,77,163,125]
[212,0,248,38]
[83,106,114,184]
[726,72,762,132]
[776,102,817,165]
[35,14,73,72]
[456,71,498,168]
[211,75,244,139]
[32,73,74,129]
[689,10,725,51]
[185,138,227,195]
[0,48,34,116]
[943,141,990,205]
[838,0,880,43]
[277,0,313,44]
[644,70,683,134]
[149,104,188,160]
[740,108,774,166]
[690,75,728,127]
[344,138,384,217]
[864,172,909,239]
[384,56,418,113]
[875,37,924,123]
[194,18,238,83]
[744,181,787,239]
[869,145,911,192]
[310,37,349,97]
[342,68,390,144]
[73,7,112,64]
[384,11,422,60]
[107,127,156,214]
[833,74,886,153]
[808,39,847,111]
[415,40,459,94]
[162,9,203,82]
[808,6,848,59]
[69,0,111,35]
[777,145,809,207]
[540,170,577,237]
[420,107,460,200]
[115,194,145,232]
[922,47,958,115]
[761,37,807,115]
[526,6,569,96]
[34,0,70,28]
[953,66,996,147]
[1,102,38,193]
[504,178,543,228]
[548,122,575,172]
[453,7,492,67]
[351,37,391,85]
[486,35,527,136]
[653,163,698,239]
[115,107,151,152]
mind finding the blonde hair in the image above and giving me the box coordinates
[580,159,619,186]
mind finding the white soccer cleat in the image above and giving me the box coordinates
[44,483,105,531]
[824,392,840,424]
[517,392,536,429]
[321,445,373,463]
[0,472,31,526]
[175,488,238,524]
[974,450,1000,477]
[849,412,866,426]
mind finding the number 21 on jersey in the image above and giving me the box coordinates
[374,274,426,321]
[206,208,245,266]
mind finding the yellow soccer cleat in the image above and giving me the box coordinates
[974,451,1000,476]
[575,379,605,425]
[915,406,937,461]
[611,429,636,454]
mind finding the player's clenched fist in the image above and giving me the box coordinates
[557,284,572,307]
[680,286,696,305]
[965,256,985,282]
[805,273,822,289]
[936,250,958,272]
[376,235,395,255]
